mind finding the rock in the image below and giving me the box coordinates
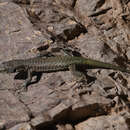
[27,0,86,42]
[126,47,130,60]
[9,123,33,130]
[0,2,45,60]
[13,0,30,4]
[56,124,74,130]
[75,115,130,130]
[0,90,30,129]
[0,0,130,129]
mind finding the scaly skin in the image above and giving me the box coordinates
[0,56,129,90]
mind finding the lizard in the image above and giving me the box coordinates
[0,56,130,91]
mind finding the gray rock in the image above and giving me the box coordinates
[9,123,33,130]
[0,90,30,129]
[75,115,130,130]
[0,0,130,130]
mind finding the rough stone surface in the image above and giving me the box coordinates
[0,2,46,60]
[0,90,30,129]
[75,114,130,130]
[0,0,130,130]
[9,123,33,130]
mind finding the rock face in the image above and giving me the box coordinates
[0,0,130,130]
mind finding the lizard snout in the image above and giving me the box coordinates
[0,63,6,72]
[0,62,16,73]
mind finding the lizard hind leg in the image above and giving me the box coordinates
[69,64,86,81]
[69,64,93,95]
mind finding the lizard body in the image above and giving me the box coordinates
[0,56,129,90]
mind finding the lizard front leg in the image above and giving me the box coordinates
[17,68,33,92]
[23,68,33,90]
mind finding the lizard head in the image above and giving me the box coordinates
[0,60,17,73]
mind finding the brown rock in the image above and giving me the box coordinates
[0,90,30,129]
[75,115,130,130]
[9,123,33,130]
[0,0,130,130]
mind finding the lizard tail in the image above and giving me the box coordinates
[85,59,130,74]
